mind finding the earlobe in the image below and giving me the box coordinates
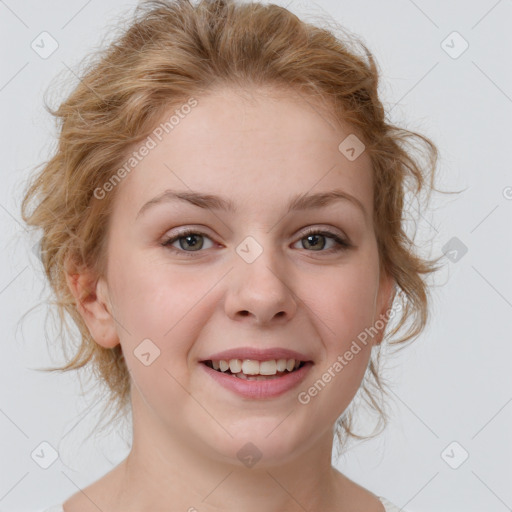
[373,272,397,346]
[65,270,119,349]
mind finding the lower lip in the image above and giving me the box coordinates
[199,362,313,399]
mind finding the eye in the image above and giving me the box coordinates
[293,228,351,253]
[161,227,351,257]
[162,229,214,256]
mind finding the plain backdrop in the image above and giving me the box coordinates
[0,1,511,511]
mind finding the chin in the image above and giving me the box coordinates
[203,420,312,469]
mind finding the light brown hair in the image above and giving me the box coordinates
[21,0,447,449]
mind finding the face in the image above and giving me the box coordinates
[78,86,395,468]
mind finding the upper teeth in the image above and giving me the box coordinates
[211,358,301,375]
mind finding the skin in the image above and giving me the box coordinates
[65,85,396,512]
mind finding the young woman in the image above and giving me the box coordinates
[24,1,443,510]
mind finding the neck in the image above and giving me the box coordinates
[111,389,350,512]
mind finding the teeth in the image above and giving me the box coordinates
[209,358,303,376]
[259,360,277,375]
[241,359,260,375]
[229,359,242,373]
[236,374,282,381]
[276,359,287,371]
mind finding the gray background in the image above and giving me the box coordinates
[1,1,511,511]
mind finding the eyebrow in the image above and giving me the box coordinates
[136,188,368,219]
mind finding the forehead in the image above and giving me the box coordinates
[112,86,374,222]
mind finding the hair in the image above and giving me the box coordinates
[20,0,450,451]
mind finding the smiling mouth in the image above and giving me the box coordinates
[202,359,307,380]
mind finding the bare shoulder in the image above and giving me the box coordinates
[63,462,384,512]
[63,462,125,512]
[333,470,386,512]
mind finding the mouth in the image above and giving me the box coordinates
[201,358,308,381]
[199,357,314,399]
[198,347,314,398]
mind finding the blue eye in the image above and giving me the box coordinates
[161,228,351,257]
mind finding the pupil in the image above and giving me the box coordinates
[304,234,324,250]
[181,234,202,251]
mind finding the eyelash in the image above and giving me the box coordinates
[161,227,351,257]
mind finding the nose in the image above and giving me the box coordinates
[224,245,298,326]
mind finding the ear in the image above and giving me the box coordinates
[65,268,119,349]
[372,270,397,346]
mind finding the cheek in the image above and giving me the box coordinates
[108,252,215,359]
[304,260,378,399]
[108,259,214,412]
[311,260,379,344]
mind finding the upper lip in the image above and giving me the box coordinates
[201,347,314,363]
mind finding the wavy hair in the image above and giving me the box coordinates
[20,0,448,448]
